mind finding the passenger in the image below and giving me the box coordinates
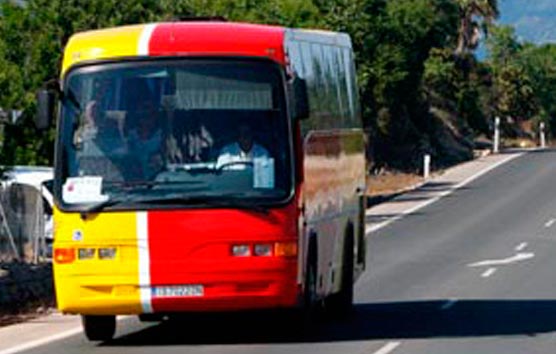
[128,99,164,179]
[186,124,214,162]
[77,103,125,155]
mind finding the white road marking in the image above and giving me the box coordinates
[366,153,523,234]
[0,327,83,354]
[0,316,133,354]
[440,299,458,310]
[481,268,497,278]
[373,341,401,354]
[468,252,535,268]
[515,242,528,252]
[545,219,556,228]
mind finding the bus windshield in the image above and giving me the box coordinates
[57,59,292,210]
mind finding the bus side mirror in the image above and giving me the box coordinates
[36,89,56,130]
[292,78,309,120]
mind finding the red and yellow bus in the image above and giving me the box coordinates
[37,20,367,341]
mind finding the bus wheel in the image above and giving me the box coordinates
[81,315,116,341]
[305,257,318,312]
[325,233,354,319]
[301,243,319,328]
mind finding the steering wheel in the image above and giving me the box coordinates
[216,160,254,172]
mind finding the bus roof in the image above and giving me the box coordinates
[62,22,287,74]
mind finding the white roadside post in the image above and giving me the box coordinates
[423,154,431,180]
[493,116,500,153]
[540,122,546,148]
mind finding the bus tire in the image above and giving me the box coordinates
[81,315,116,341]
[325,229,354,319]
[302,240,319,325]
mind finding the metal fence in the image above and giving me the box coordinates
[0,183,48,263]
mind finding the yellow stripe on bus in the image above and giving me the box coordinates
[61,24,147,75]
[53,207,143,314]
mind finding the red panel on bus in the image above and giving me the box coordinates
[148,22,286,64]
[147,204,299,312]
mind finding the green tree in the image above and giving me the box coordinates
[487,25,521,66]
[0,0,193,167]
[0,0,549,172]
[487,25,539,135]
[455,0,499,55]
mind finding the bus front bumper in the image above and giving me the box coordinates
[56,261,301,315]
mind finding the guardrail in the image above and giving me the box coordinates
[0,183,50,264]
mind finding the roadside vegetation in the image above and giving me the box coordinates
[0,0,554,172]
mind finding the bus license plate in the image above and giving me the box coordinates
[152,285,204,298]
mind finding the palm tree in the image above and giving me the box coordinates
[455,0,499,56]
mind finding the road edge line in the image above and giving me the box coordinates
[366,152,524,235]
[373,341,401,354]
[0,316,133,354]
[0,327,83,354]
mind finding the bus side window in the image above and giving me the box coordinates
[344,49,361,128]
[334,46,350,128]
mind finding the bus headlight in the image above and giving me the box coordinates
[78,248,96,260]
[98,247,117,260]
[231,245,251,257]
[254,244,273,257]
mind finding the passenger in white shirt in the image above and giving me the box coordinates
[216,124,270,170]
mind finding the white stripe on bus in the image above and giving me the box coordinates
[138,23,156,56]
[137,211,153,313]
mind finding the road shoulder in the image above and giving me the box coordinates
[0,313,82,354]
[366,151,525,234]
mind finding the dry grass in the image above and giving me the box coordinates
[0,303,54,327]
[502,138,538,149]
[367,171,424,196]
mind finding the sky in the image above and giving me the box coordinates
[498,0,556,44]
[477,1,556,59]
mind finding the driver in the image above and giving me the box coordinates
[216,124,270,170]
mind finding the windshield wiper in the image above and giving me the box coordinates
[140,196,270,214]
[80,195,144,218]
[79,193,270,217]
[104,180,204,190]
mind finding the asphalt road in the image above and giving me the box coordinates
[14,149,556,354]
